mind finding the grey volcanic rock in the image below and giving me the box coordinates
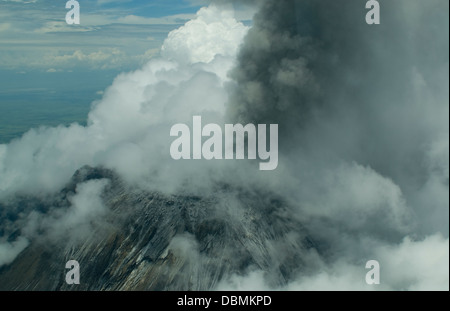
[0,166,316,290]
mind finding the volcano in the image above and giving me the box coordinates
[0,165,316,290]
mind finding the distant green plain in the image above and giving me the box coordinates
[0,70,119,144]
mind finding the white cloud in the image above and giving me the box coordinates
[34,21,96,34]
[46,68,62,73]
[0,1,199,70]
[300,163,409,224]
[0,5,248,271]
[22,179,111,244]
[162,6,248,64]
[0,47,160,70]
[0,237,29,267]
[0,4,247,198]
[377,235,449,291]
[117,14,196,25]
[218,234,449,291]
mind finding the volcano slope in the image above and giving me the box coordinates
[0,165,316,290]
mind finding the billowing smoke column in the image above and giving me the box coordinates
[218,0,449,289]
[227,0,449,236]
[219,0,449,290]
[0,0,448,290]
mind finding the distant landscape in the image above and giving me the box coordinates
[0,70,119,144]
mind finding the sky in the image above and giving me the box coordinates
[0,0,204,72]
[0,0,215,143]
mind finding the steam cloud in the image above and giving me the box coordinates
[0,0,448,290]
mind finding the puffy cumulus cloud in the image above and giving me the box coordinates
[0,4,248,200]
[191,0,261,15]
[0,6,245,268]
[0,124,99,197]
[161,6,248,64]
